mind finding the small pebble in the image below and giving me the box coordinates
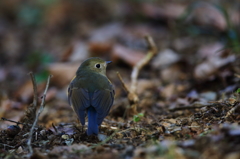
[98,134,107,141]
[62,134,70,140]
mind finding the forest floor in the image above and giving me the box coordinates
[0,1,240,159]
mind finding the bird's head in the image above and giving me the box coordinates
[77,57,111,75]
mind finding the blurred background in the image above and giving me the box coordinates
[0,0,240,129]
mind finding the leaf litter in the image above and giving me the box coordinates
[0,0,240,159]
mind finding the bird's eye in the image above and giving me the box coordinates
[95,64,101,68]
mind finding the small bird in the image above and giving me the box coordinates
[68,57,114,135]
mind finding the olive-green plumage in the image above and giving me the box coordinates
[68,57,114,135]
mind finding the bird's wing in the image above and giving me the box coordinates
[91,84,115,125]
[68,81,90,125]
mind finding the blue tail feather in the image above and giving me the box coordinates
[87,107,98,135]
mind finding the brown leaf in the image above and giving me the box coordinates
[161,64,187,82]
[197,42,224,58]
[14,80,45,103]
[152,49,180,69]
[112,44,145,66]
[194,43,235,79]
[60,45,74,62]
[141,3,186,20]
[89,23,123,43]
[161,84,176,99]
[61,41,89,62]
[47,62,79,87]
[136,79,159,95]
[88,42,112,57]
[194,54,235,79]
[69,41,89,62]
[186,2,227,31]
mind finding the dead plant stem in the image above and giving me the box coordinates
[27,74,52,156]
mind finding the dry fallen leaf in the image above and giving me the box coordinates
[197,42,224,58]
[136,79,159,95]
[194,54,235,79]
[68,41,89,62]
[88,42,112,57]
[161,84,176,99]
[186,2,227,31]
[14,80,45,103]
[152,49,180,69]
[47,62,79,87]
[89,22,123,43]
[141,3,186,20]
[194,43,235,79]
[161,64,187,82]
[112,44,145,66]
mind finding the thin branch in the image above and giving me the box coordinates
[1,117,25,125]
[29,72,38,111]
[225,103,240,119]
[52,123,58,134]
[1,117,41,128]
[116,36,157,116]
[0,143,16,149]
[27,74,52,156]
[116,71,138,115]
[19,73,39,128]
[130,35,157,93]
[116,72,130,94]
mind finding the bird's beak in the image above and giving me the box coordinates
[106,61,112,64]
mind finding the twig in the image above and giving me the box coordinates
[225,103,240,119]
[0,143,16,149]
[116,72,129,94]
[116,35,157,115]
[1,117,40,128]
[130,35,157,92]
[117,71,138,115]
[19,73,39,128]
[29,72,38,122]
[52,123,58,134]
[27,74,52,156]
[1,117,25,125]
[29,72,38,113]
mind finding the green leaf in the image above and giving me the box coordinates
[236,88,240,94]
[35,69,50,83]
[138,113,144,117]
[133,115,140,122]
[26,51,53,69]
[133,113,144,122]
